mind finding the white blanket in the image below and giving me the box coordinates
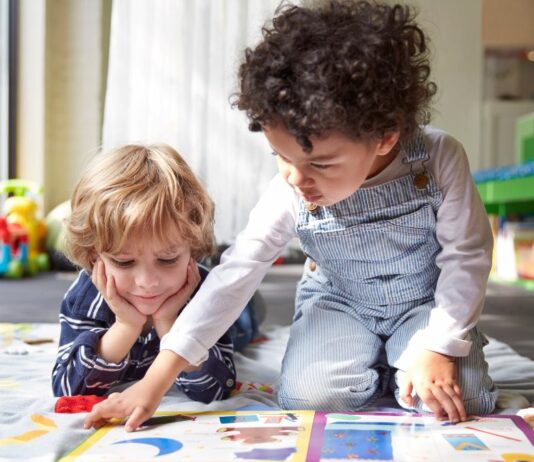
[0,323,532,461]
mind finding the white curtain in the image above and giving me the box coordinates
[102,0,282,244]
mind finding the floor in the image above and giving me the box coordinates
[1,266,533,360]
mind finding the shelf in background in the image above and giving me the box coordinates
[477,175,534,215]
[489,275,534,291]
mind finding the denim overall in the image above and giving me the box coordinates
[278,131,497,413]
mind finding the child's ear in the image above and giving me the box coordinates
[377,131,400,156]
[89,251,99,269]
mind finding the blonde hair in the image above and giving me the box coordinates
[66,144,215,271]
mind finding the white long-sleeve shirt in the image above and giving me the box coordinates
[161,126,493,364]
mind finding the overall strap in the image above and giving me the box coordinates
[400,129,428,164]
[400,129,430,190]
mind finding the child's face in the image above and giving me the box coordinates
[264,124,398,206]
[100,231,192,316]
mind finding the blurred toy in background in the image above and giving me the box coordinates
[0,179,50,278]
[45,200,76,271]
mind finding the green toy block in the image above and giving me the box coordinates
[476,175,534,216]
[516,112,534,163]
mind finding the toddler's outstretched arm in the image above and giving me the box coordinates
[84,350,188,431]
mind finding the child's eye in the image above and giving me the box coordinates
[110,259,134,268]
[158,257,179,265]
[311,163,330,170]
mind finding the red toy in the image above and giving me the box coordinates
[54,395,107,413]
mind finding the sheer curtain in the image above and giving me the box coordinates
[102,0,281,243]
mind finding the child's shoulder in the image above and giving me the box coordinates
[422,126,474,188]
[423,126,470,169]
[65,270,97,299]
[423,126,465,155]
[62,270,104,316]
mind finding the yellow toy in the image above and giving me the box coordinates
[5,196,47,260]
[0,180,50,277]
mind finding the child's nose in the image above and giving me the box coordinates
[135,268,159,290]
[287,165,308,187]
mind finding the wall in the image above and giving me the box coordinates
[482,0,534,49]
[414,0,483,169]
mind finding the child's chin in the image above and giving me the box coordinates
[134,303,161,316]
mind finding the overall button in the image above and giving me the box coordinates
[226,378,235,388]
[413,173,429,189]
[309,261,317,272]
[305,202,318,213]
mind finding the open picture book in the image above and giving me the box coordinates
[61,410,534,462]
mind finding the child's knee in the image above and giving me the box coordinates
[464,387,498,415]
[278,367,382,410]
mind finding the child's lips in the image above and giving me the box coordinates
[292,186,322,203]
[133,294,161,300]
[302,193,322,202]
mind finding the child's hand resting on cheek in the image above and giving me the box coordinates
[92,259,147,330]
[151,258,201,336]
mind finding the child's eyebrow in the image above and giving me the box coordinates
[308,153,339,162]
[106,252,132,258]
[157,246,184,256]
[270,147,339,162]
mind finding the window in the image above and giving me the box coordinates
[0,0,15,182]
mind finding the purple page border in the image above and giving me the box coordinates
[491,414,534,445]
[306,412,326,462]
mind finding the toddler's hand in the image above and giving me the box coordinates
[92,259,146,329]
[84,378,161,431]
[84,350,186,431]
[152,258,201,326]
[400,349,466,423]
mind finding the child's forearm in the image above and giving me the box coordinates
[143,350,191,397]
[97,322,142,364]
[153,321,200,373]
[176,344,236,403]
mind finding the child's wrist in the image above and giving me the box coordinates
[115,317,145,333]
[424,349,457,363]
[145,350,190,392]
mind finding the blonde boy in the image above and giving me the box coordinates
[53,144,253,402]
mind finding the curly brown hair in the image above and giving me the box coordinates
[233,0,437,151]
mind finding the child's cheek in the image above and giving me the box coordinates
[106,267,128,295]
